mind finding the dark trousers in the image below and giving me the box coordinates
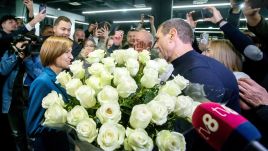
[7,105,32,151]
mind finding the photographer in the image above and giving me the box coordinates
[0,39,43,151]
[0,10,46,58]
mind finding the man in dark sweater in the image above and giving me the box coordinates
[155,18,240,151]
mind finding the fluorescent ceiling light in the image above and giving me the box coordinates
[83,7,151,14]
[69,2,82,6]
[113,20,149,24]
[240,18,268,21]
[173,3,230,9]
[195,27,248,30]
[134,4,146,8]
[75,21,89,25]
[46,15,57,19]
[16,16,25,19]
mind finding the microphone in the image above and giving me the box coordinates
[192,102,267,151]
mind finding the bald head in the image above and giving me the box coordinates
[133,30,153,51]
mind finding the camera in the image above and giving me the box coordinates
[192,9,213,21]
[11,34,43,55]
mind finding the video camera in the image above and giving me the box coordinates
[11,33,43,55]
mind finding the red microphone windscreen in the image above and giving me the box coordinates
[192,102,248,151]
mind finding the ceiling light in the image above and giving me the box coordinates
[69,2,82,6]
[83,7,151,14]
[113,20,149,24]
[134,4,146,8]
[173,3,230,9]
[75,21,89,25]
[16,16,25,19]
[46,15,57,19]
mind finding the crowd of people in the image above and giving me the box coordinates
[0,0,268,150]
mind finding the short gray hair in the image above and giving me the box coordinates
[160,18,193,44]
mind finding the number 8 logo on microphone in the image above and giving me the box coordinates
[202,113,219,132]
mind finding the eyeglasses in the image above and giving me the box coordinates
[150,37,159,51]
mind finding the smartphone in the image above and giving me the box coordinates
[144,15,151,19]
[192,9,213,21]
[39,3,46,14]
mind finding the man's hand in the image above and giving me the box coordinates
[15,41,28,59]
[186,11,197,29]
[113,30,124,46]
[203,6,223,24]
[238,78,268,107]
[23,0,34,18]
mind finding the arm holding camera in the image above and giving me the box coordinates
[206,6,263,61]
[0,41,28,76]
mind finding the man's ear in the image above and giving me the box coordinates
[169,28,177,40]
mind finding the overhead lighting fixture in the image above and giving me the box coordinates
[46,15,57,19]
[83,7,151,14]
[113,20,149,24]
[195,27,248,30]
[69,2,82,6]
[134,4,146,8]
[173,3,230,9]
[75,21,89,25]
[16,16,25,19]
[240,18,268,21]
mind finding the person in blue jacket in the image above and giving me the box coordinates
[26,36,74,151]
[0,40,43,151]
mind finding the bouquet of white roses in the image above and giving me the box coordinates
[41,48,201,151]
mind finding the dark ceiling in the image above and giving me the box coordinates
[32,0,268,36]
[34,0,230,22]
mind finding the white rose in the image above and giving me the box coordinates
[159,64,174,82]
[96,103,121,124]
[100,69,113,87]
[155,58,169,74]
[88,63,105,76]
[138,50,151,64]
[102,57,115,73]
[42,91,65,109]
[117,77,138,98]
[145,60,159,71]
[129,104,152,129]
[173,74,190,90]
[85,76,101,93]
[97,85,118,105]
[174,95,194,118]
[66,78,83,97]
[124,48,138,61]
[86,49,105,64]
[159,81,182,96]
[75,85,96,108]
[154,93,176,113]
[125,58,139,77]
[76,118,98,143]
[113,67,130,86]
[187,101,201,123]
[97,122,125,151]
[156,130,186,151]
[141,69,159,88]
[69,60,85,79]
[43,104,67,128]
[111,49,126,65]
[56,71,72,88]
[124,127,153,151]
[67,105,89,126]
[147,101,168,125]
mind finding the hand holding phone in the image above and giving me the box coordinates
[192,9,213,21]
[39,3,46,14]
